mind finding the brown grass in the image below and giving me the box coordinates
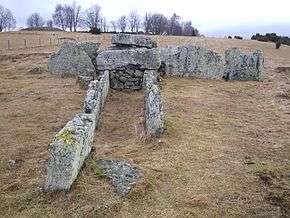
[0,32,289,217]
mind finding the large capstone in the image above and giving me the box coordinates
[45,113,96,191]
[48,42,96,77]
[159,45,225,79]
[225,48,264,81]
[97,48,161,71]
[97,48,161,91]
[112,33,157,49]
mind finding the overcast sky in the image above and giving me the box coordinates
[2,0,290,37]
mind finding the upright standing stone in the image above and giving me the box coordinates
[145,84,164,137]
[225,48,264,81]
[159,45,225,79]
[45,113,96,191]
[48,42,95,77]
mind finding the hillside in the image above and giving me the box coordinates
[0,32,289,217]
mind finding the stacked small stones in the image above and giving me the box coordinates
[97,34,161,91]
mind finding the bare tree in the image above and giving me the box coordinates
[46,20,53,28]
[82,4,102,30]
[52,2,80,32]
[167,13,182,35]
[52,4,66,30]
[63,5,74,31]
[181,21,200,36]
[128,10,141,33]
[0,5,16,32]
[111,20,117,32]
[27,13,45,28]
[72,2,81,32]
[151,13,168,35]
[101,17,108,32]
[63,2,81,32]
[118,15,127,32]
[143,12,152,34]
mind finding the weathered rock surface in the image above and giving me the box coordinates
[78,42,100,66]
[97,48,161,71]
[45,113,96,191]
[159,45,225,79]
[145,83,164,137]
[48,42,95,77]
[96,159,141,196]
[225,48,264,81]
[143,70,158,89]
[112,34,157,49]
[83,71,109,128]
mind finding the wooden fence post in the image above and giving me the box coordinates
[24,39,27,48]
[39,38,41,46]
[49,38,52,46]
[7,40,10,50]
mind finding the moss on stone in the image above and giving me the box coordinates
[55,130,76,145]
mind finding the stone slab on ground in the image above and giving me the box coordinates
[96,159,141,196]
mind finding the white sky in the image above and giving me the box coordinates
[2,0,290,37]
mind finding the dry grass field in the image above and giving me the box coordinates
[0,31,289,217]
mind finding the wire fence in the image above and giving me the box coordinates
[0,36,96,52]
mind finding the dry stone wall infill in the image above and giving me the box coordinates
[45,113,96,191]
[225,48,264,81]
[144,71,164,137]
[109,68,144,91]
[159,45,225,79]
[112,34,157,49]
[45,73,109,191]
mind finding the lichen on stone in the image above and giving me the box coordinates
[55,129,76,145]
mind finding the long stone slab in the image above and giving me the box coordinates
[112,34,157,49]
[45,113,96,191]
[159,45,225,79]
[46,73,110,191]
[96,48,161,71]
[83,71,110,128]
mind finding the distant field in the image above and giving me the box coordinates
[0,31,289,217]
